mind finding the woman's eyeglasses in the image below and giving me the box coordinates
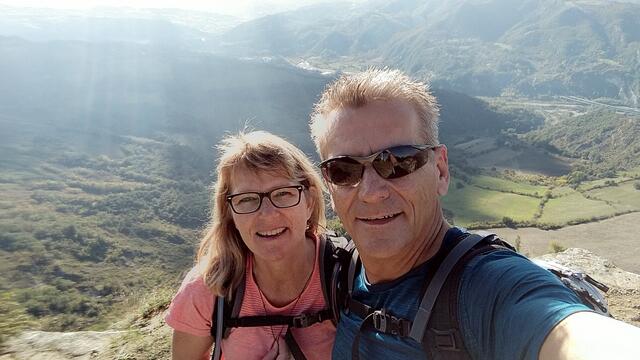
[226,185,305,214]
[319,144,438,187]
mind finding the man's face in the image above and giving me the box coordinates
[322,99,450,261]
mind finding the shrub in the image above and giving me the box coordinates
[514,235,522,252]
[502,216,516,228]
[549,241,566,253]
[326,217,347,237]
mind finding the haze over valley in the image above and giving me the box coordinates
[0,0,639,355]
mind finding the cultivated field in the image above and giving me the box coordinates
[442,185,540,224]
[444,172,640,229]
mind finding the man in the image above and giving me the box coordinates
[309,68,640,359]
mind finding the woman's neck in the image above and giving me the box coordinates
[252,236,316,307]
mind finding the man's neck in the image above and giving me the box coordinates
[363,218,450,284]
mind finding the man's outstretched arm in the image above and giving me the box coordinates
[539,311,640,360]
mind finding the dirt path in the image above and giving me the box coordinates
[488,212,640,274]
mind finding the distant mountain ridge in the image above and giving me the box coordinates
[3,1,639,104]
[214,0,640,105]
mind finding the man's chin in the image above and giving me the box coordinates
[353,239,405,262]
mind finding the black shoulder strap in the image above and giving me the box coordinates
[420,233,513,360]
[284,329,307,360]
[212,296,224,360]
[210,274,246,360]
[321,231,354,326]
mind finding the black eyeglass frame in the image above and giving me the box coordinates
[319,144,440,186]
[226,185,306,214]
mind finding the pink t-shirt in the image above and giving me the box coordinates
[165,237,336,360]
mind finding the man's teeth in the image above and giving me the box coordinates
[362,214,397,220]
[257,227,286,236]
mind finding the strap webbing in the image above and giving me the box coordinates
[351,311,376,360]
[212,296,225,360]
[225,309,332,328]
[409,234,487,342]
[348,299,412,336]
[284,329,307,360]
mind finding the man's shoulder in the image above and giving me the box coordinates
[460,244,547,287]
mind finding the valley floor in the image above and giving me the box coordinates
[489,212,640,274]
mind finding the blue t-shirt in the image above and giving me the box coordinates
[332,227,591,360]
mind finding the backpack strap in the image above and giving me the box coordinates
[225,310,333,328]
[347,232,511,360]
[420,233,514,360]
[210,273,246,360]
[210,233,354,359]
[409,233,489,342]
[321,231,356,326]
[211,296,225,360]
[284,329,307,360]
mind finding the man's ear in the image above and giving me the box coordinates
[435,145,450,196]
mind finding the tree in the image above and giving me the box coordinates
[502,216,516,228]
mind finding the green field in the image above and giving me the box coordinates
[444,173,640,228]
[471,175,547,197]
[577,177,630,191]
[443,185,540,225]
[537,192,619,226]
[550,186,578,197]
[586,181,640,211]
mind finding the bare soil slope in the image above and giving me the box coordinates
[489,212,640,274]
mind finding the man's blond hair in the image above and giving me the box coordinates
[310,68,440,158]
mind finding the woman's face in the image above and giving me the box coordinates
[228,166,314,262]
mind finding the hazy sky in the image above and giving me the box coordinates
[0,0,362,18]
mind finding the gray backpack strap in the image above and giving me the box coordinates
[212,296,225,360]
[409,233,488,342]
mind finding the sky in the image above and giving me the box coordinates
[0,0,362,18]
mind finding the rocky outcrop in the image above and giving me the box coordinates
[0,330,126,360]
[536,248,640,326]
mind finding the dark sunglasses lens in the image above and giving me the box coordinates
[373,146,430,179]
[324,158,363,186]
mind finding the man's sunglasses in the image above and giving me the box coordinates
[319,144,439,187]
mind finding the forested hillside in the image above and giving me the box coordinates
[215,0,640,104]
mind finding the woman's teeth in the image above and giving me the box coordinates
[257,227,286,237]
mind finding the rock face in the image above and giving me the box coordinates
[0,330,126,360]
[536,248,640,326]
[1,248,638,359]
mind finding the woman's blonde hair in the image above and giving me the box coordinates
[197,130,326,298]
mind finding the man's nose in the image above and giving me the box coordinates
[357,166,390,203]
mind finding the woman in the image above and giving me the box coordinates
[165,131,335,360]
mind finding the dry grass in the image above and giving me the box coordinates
[488,212,640,274]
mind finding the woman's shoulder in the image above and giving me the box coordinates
[165,264,216,334]
[176,264,213,298]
